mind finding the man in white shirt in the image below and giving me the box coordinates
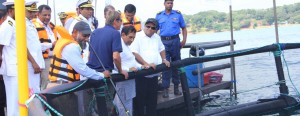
[25,1,45,95]
[113,26,138,116]
[32,4,59,90]
[130,18,170,116]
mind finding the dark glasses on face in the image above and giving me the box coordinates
[146,25,156,30]
[116,18,122,22]
[83,34,90,37]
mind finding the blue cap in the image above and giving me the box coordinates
[0,0,6,10]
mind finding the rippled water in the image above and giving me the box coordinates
[180,25,300,115]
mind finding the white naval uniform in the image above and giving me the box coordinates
[26,18,45,95]
[113,40,139,116]
[0,16,19,116]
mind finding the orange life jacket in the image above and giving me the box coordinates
[48,38,80,82]
[121,13,142,32]
[32,19,59,59]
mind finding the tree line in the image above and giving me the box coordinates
[184,3,300,33]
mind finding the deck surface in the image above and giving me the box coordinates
[157,81,232,110]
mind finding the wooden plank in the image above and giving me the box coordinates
[157,81,232,110]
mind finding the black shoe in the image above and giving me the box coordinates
[174,85,182,95]
[162,89,169,98]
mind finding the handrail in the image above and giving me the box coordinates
[183,40,236,49]
[192,63,231,75]
[40,43,300,98]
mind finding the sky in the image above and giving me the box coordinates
[37,0,300,25]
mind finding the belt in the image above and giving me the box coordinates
[50,80,69,84]
[161,34,179,40]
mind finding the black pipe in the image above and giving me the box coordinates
[192,63,231,75]
[41,43,300,98]
[274,56,289,94]
[198,96,299,116]
[180,70,195,116]
[111,43,300,81]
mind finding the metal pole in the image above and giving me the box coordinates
[196,46,203,99]
[53,0,56,25]
[229,1,237,100]
[273,0,279,43]
[272,0,288,94]
[94,0,97,17]
[15,0,29,115]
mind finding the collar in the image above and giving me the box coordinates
[105,24,116,29]
[163,10,175,15]
[79,14,92,22]
[142,31,154,38]
[7,16,15,23]
[36,18,50,26]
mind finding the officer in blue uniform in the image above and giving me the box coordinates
[156,0,188,98]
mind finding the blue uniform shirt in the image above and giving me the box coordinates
[156,10,186,36]
[87,25,123,72]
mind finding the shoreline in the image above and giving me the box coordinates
[189,24,300,35]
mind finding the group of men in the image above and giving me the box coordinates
[0,0,187,116]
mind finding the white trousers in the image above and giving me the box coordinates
[28,68,41,95]
[113,79,135,116]
[3,75,19,116]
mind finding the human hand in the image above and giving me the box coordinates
[121,70,128,79]
[32,62,41,74]
[180,39,186,48]
[149,63,156,70]
[162,59,170,67]
[102,70,111,78]
[129,67,138,72]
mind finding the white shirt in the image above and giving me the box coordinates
[64,17,75,32]
[67,14,94,34]
[36,18,57,56]
[67,15,93,63]
[130,31,165,77]
[26,18,45,69]
[60,43,104,80]
[0,16,17,76]
[114,39,139,101]
[120,40,139,71]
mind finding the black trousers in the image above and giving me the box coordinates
[134,76,158,116]
[0,75,6,116]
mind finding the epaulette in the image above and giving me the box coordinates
[176,10,181,14]
[8,20,13,26]
[74,17,83,21]
[157,11,163,15]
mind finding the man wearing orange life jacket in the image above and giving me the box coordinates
[121,4,142,32]
[32,4,60,90]
[47,21,110,88]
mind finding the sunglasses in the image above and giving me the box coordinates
[146,25,156,30]
[83,34,90,37]
[116,18,122,22]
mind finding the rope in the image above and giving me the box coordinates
[35,94,63,116]
[278,43,300,96]
[236,80,285,94]
[51,79,88,95]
